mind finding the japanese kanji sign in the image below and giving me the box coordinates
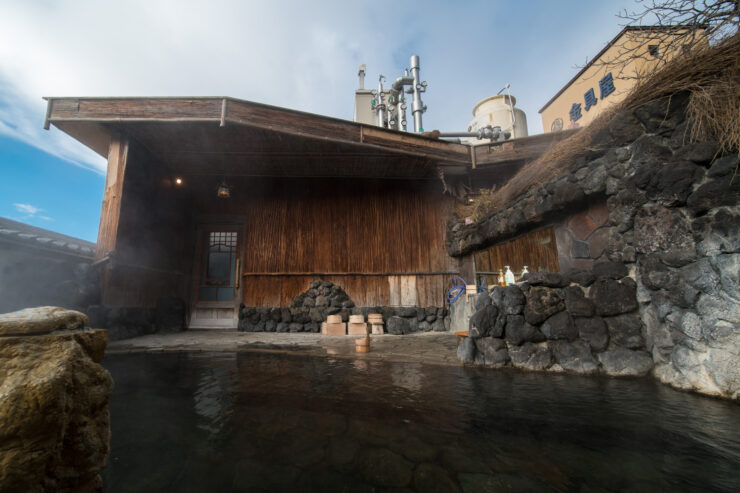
[584,88,597,111]
[570,103,582,122]
[599,72,615,99]
[566,72,616,123]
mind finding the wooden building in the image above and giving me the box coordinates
[43,97,570,329]
[43,97,471,328]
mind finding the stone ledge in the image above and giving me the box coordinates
[0,306,89,336]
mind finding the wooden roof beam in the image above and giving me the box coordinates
[44,97,471,165]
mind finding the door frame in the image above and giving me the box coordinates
[188,216,245,329]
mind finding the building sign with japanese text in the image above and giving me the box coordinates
[568,72,616,127]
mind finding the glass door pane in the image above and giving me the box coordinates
[199,231,238,302]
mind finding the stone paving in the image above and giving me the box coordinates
[107,330,460,366]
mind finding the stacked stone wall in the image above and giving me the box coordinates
[238,280,449,333]
[449,93,740,400]
[86,296,186,341]
[458,269,653,376]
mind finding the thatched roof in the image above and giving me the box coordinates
[485,33,740,211]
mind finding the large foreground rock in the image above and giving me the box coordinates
[0,308,112,493]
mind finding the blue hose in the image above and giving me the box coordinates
[445,275,468,305]
[477,276,488,292]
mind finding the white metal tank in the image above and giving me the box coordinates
[467,94,528,143]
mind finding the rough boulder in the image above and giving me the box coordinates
[0,307,113,493]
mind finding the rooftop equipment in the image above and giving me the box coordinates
[354,55,427,132]
[353,60,525,144]
[468,84,528,143]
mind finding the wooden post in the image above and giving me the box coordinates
[96,131,129,260]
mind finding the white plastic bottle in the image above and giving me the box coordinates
[504,265,515,285]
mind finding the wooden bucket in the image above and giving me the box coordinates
[348,323,368,335]
[327,314,342,324]
[355,336,370,353]
[349,314,365,324]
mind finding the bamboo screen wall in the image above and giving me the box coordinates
[190,177,460,307]
[473,227,559,284]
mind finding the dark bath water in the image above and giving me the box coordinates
[101,351,740,492]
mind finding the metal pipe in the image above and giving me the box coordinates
[438,132,478,137]
[409,55,426,132]
[400,70,410,130]
[375,75,386,127]
[436,126,508,142]
[497,83,517,129]
[358,64,366,89]
[391,76,414,93]
[386,75,412,131]
[397,97,407,131]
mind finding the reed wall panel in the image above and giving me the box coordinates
[473,227,559,283]
[107,167,459,308]
[185,176,457,307]
[240,273,449,308]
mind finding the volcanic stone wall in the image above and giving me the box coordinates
[86,296,187,341]
[448,93,740,400]
[238,280,449,333]
[458,269,653,377]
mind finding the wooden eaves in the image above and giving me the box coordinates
[43,96,473,179]
[43,96,574,181]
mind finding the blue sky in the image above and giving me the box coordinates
[0,0,641,242]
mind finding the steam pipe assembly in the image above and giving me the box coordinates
[368,55,426,132]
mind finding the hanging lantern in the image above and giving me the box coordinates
[216,181,231,198]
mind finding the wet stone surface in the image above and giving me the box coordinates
[101,351,740,492]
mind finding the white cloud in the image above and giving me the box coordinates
[12,202,52,221]
[13,203,41,215]
[0,0,638,171]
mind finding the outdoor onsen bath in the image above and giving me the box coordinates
[1,5,740,492]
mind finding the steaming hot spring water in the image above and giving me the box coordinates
[101,351,740,492]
